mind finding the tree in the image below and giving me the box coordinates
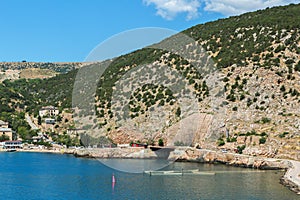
[175,107,181,118]
[259,137,266,144]
[38,115,42,125]
[0,135,9,142]
[18,126,37,140]
[56,115,62,122]
[237,145,246,154]
[158,138,164,146]
[217,138,225,146]
[280,85,286,92]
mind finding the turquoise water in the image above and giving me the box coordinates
[0,152,298,200]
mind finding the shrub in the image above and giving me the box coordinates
[260,132,268,137]
[245,130,256,136]
[275,45,284,53]
[295,61,300,72]
[226,137,237,142]
[175,107,181,118]
[285,59,294,65]
[38,116,42,125]
[0,135,9,142]
[279,132,289,138]
[259,137,266,144]
[159,100,165,106]
[223,77,230,82]
[280,85,286,92]
[261,117,271,124]
[226,94,236,102]
[240,94,245,100]
[237,145,246,154]
[217,138,225,146]
[158,138,164,146]
[247,98,252,107]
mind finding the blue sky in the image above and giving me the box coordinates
[0,0,298,62]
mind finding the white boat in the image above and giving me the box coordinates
[6,149,17,152]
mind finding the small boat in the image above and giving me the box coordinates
[6,149,17,152]
[112,174,116,183]
[149,146,175,151]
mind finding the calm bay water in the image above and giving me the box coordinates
[0,152,298,200]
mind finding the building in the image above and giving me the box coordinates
[0,120,8,128]
[0,120,14,140]
[130,142,148,148]
[45,118,56,125]
[3,140,22,149]
[39,106,59,117]
[117,144,130,148]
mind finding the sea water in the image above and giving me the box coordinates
[0,152,298,200]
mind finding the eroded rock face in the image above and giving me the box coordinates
[280,177,300,194]
[71,147,289,171]
[175,148,289,169]
[237,136,246,144]
[73,147,157,159]
[108,128,145,144]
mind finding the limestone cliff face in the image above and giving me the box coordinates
[103,24,300,160]
[172,148,289,169]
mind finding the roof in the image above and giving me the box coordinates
[40,106,58,111]
[0,120,8,125]
[4,140,22,143]
[0,128,12,132]
[45,118,55,121]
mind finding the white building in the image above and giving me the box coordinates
[39,106,59,117]
[3,140,22,149]
[0,120,14,140]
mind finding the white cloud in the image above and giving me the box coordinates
[144,0,299,20]
[143,0,201,20]
[204,0,299,16]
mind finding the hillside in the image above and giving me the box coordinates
[0,61,84,72]
[0,62,87,82]
[1,3,300,160]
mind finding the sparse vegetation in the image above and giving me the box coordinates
[217,137,225,146]
[226,137,237,142]
[158,138,164,146]
[279,132,289,138]
[237,145,246,154]
[259,137,267,144]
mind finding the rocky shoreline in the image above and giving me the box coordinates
[62,147,300,194]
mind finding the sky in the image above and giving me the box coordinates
[0,0,298,62]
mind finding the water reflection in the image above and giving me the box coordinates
[100,158,171,173]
